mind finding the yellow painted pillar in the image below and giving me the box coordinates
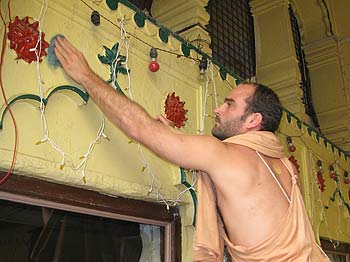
[151,0,211,55]
[301,0,350,151]
[250,0,308,122]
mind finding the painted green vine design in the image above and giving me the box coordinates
[98,42,129,96]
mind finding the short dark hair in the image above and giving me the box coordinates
[244,83,282,132]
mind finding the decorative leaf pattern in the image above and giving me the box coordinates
[0,85,88,129]
[98,42,129,95]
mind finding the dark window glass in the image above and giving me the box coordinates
[128,0,153,15]
[289,6,320,129]
[206,0,256,79]
[0,199,165,262]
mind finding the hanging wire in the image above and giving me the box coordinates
[0,0,18,185]
[114,18,198,208]
[32,0,109,182]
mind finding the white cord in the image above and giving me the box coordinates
[311,155,339,249]
[33,0,108,181]
[115,19,198,209]
[209,60,218,108]
[199,69,210,134]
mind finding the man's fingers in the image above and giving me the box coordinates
[55,37,79,58]
[60,37,77,54]
[54,37,70,59]
[54,46,66,65]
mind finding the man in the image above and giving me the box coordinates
[54,37,329,261]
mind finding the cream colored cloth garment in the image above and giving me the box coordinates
[193,131,329,262]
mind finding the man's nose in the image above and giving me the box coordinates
[214,104,223,115]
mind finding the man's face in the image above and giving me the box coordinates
[211,84,255,140]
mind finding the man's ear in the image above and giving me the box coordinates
[247,112,262,129]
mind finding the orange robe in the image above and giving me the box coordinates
[193,131,330,262]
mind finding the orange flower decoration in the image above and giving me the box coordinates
[7,16,49,63]
[164,92,188,128]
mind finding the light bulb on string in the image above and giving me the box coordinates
[344,171,349,184]
[91,10,100,26]
[199,56,208,80]
[149,47,159,72]
[329,165,338,181]
[286,136,296,152]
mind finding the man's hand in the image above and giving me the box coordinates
[54,37,94,85]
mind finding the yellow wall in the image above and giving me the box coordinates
[0,0,349,260]
[0,0,232,260]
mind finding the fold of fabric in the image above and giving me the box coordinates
[192,172,224,261]
[193,131,329,262]
[193,131,285,261]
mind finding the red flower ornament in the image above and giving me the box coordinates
[317,170,326,192]
[164,92,188,128]
[288,156,300,173]
[7,16,49,63]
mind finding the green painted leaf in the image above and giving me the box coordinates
[159,27,169,43]
[114,81,125,96]
[98,54,110,64]
[220,67,227,80]
[106,0,118,10]
[181,43,190,57]
[118,68,129,75]
[134,12,146,28]
[118,55,126,63]
[112,43,119,54]
[104,46,114,60]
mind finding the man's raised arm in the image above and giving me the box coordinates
[54,37,224,172]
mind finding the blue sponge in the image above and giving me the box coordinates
[47,34,65,67]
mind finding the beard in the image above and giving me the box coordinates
[211,116,246,141]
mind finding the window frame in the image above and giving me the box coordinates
[0,173,181,262]
[321,238,350,262]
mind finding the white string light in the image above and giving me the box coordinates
[199,65,210,135]
[114,18,199,209]
[308,150,342,249]
[209,60,219,109]
[32,0,108,182]
[282,132,350,247]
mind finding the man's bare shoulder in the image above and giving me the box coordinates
[207,142,259,184]
[221,142,257,162]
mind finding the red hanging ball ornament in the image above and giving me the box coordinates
[329,165,337,181]
[149,60,159,72]
[344,171,349,184]
[288,144,296,152]
[149,47,159,72]
[344,177,350,184]
[330,171,337,180]
[286,136,296,152]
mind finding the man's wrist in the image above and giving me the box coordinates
[80,71,101,89]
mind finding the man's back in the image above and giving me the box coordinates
[213,143,294,247]
[198,137,329,261]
